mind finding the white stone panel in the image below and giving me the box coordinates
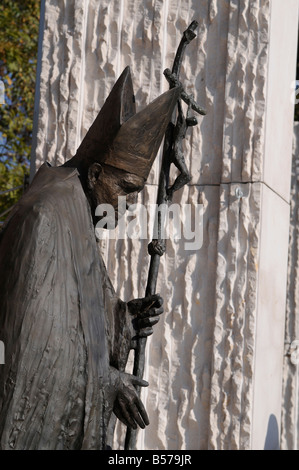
[252,183,291,450]
[208,182,261,450]
[263,0,299,202]
[31,0,272,188]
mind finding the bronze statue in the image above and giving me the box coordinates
[0,66,180,450]
[0,17,206,450]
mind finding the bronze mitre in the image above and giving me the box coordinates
[67,66,181,179]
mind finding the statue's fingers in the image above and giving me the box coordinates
[152,294,163,307]
[138,327,154,337]
[138,316,160,329]
[135,398,150,427]
[139,306,163,320]
[140,302,163,319]
[114,409,134,429]
[127,298,143,315]
[150,306,164,317]
[156,245,165,256]
[114,402,137,429]
[130,375,149,388]
[129,402,148,429]
[142,294,163,310]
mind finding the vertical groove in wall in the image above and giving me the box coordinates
[221,0,269,183]
[281,123,299,450]
[208,182,261,450]
[30,0,46,181]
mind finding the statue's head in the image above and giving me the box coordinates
[86,163,145,222]
[65,67,180,224]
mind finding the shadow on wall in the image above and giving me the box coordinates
[264,414,280,450]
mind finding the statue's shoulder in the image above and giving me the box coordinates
[30,163,79,193]
[2,164,81,235]
[25,163,80,208]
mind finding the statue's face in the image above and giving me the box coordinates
[87,162,145,223]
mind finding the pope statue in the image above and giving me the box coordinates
[0,67,180,450]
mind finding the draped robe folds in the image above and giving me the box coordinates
[0,163,132,450]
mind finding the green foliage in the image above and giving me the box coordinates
[0,162,25,218]
[0,0,40,222]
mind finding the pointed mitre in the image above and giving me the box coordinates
[105,86,180,179]
[75,66,181,179]
[75,66,136,165]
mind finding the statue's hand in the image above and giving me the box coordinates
[127,294,164,339]
[113,372,149,429]
[148,239,166,257]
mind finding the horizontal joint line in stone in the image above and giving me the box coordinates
[145,181,290,204]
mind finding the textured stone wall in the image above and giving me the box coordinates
[281,123,299,451]
[31,0,298,450]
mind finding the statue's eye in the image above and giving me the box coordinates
[121,180,139,192]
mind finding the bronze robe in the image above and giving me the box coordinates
[0,163,131,449]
